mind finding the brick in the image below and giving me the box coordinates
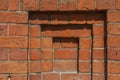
[9,0,19,10]
[53,61,77,72]
[0,24,7,36]
[30,25,41,37]
[61,38,78,48]
[61,74,90,80]
[93,49,104,60]
[30,74,41,80]
[11,75,27,80]
[79,38,91,49]
[108,48,120,60]
[41,38,52,48]
[54,49,77,60]
[93,62,104,74]
[0,0,8,10]
[30,61,41,73]
[21,0,39,10]
[79,61,90,73]
[30,38,41,48]
[108,36,120,47]
[0,37,28,48]
[58,0,76,10]
[93,75,104,80]
[0,48,9,60]
[93,37,104,48]
[41,49,52,60]
[107,11,120,22]
[108,75,120,80]
[79,49,90,60]
[97,0,114,10]
[9,49,27,60]
[0,76,7,80]
[116,0,120,10]
[50,13,68,24]
[108,62,120,74]
[41,61,53,72]
[9,24,28,36]
[41,25,73,37]
[40,0,57,11]
[30,49,41,60]
[0,62,27,73]
[78,0,95,10]
[108,24,120,35]
[42,73,60,80]
[0,12,28,23]
[93,25,104,36]
[29,13,49,24]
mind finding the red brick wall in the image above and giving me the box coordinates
[0,0,120,80]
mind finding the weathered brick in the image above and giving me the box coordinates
[0,62,27,73]
[62,74,90,80]
[93,75,104,80]
[93,25,104,36]
[79,49,90,60]
[108,24,120,35]
[53,61,77,72]
[93,49,104,60]
[30,25,41,37]
[78,0,95,10]
[30,49,41,60]
[108,62,120,74]
[9,49,27,60]
[30,74,41,80]
[21,0,39,10]
[11,75,27,80]
[0,24,7,36]
[0,48,9,60]
[0,37,28,48]
[0,0,8,10]
[93,62,104,74]
[116,0,120,10]
[30,61,41,73]
[0,76,7,80]
[79,38,91,49]
[9,0,19,10]
[93,37,104,48]
[0,12,28,23]
[41,61,53,72]
[108,48,120,60]
[42,73,60,80]
[58,0,76,10]
[54,49,77,60]
[108,36,120,47]
[41,38,52,48]
[107,11,120,22]
[40,0,57,11]
[9,24,28,36]
[30,38,41,48]
[79,61,90,73]
[41,49,52,60]
[97,0,114,10]
[108,75,120,80]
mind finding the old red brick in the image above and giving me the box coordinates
[41,38,52,48]
[0,37,28,48]
[41,61,53,72]
[42,73,60,80]
[79,61,90,73]
[108,48,120,60]
[108,36,120,47]
[79,49,90,60]
[93,37,104,48]
[9,24,28,36]
[21,0,39,10]
[0,62,27,73]
[30,61,41,73]
[11,75,27,80]
[93,62,104,74]
[41,49,52,60]
[108,62,120,74]
[0,12,28,23]
[93,25,104,36]
[0,48,9,60]
[108,24,120,35]
[93,49,104,60]
[30,38,41,48]
[97,0,114,10]
[116,0,120,10]
[80,38,91,49]
[78,0,95,10]
[108,75,120,80]
[30,74,41,80]
[40,0,57,11]
[54,49,77,60]
[93,75,104,80]
[0,76,7,80]
[0,0,8,10]
[58,0,76,10]
[9,49,27,60]
[107,11,120,22]
[53,61,76,72]
[30,49,41,60]
[9,0,19,10]
[0,24,7,36]
[30,25,41,37]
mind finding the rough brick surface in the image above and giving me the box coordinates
[0,0,119,80]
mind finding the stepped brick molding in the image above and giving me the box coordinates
[0,0,120,80]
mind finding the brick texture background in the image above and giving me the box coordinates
[0,0,120,80]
